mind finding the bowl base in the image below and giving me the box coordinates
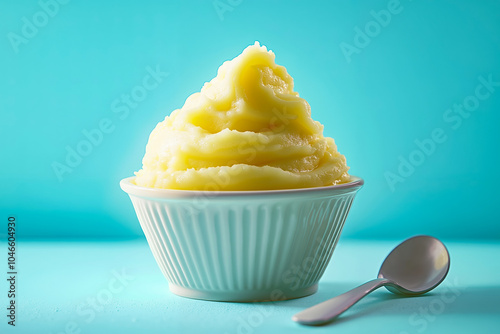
[169,284,318,302]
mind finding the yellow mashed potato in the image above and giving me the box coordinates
[134,42,350,190]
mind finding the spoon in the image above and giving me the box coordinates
[292,235,450,326]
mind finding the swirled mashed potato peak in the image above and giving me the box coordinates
[134,42,350,190]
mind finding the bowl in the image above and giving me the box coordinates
[120,176,363,302]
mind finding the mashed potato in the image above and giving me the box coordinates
[134,42,350,190]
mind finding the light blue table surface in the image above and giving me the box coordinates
[1,238,499,334]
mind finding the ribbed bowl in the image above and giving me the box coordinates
[120,176,363,302]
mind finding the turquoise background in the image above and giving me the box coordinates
[1,1,499,334]
[1,0,499,240]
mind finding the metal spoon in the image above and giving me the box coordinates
[292,235,450,326]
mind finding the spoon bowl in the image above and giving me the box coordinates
[292,235,450,325]
[379,235,450,295]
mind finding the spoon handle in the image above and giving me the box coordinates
[292,278,390,325]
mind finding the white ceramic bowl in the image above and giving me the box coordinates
[120,176,363,302]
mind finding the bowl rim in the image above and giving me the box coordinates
[120,175,364,199]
